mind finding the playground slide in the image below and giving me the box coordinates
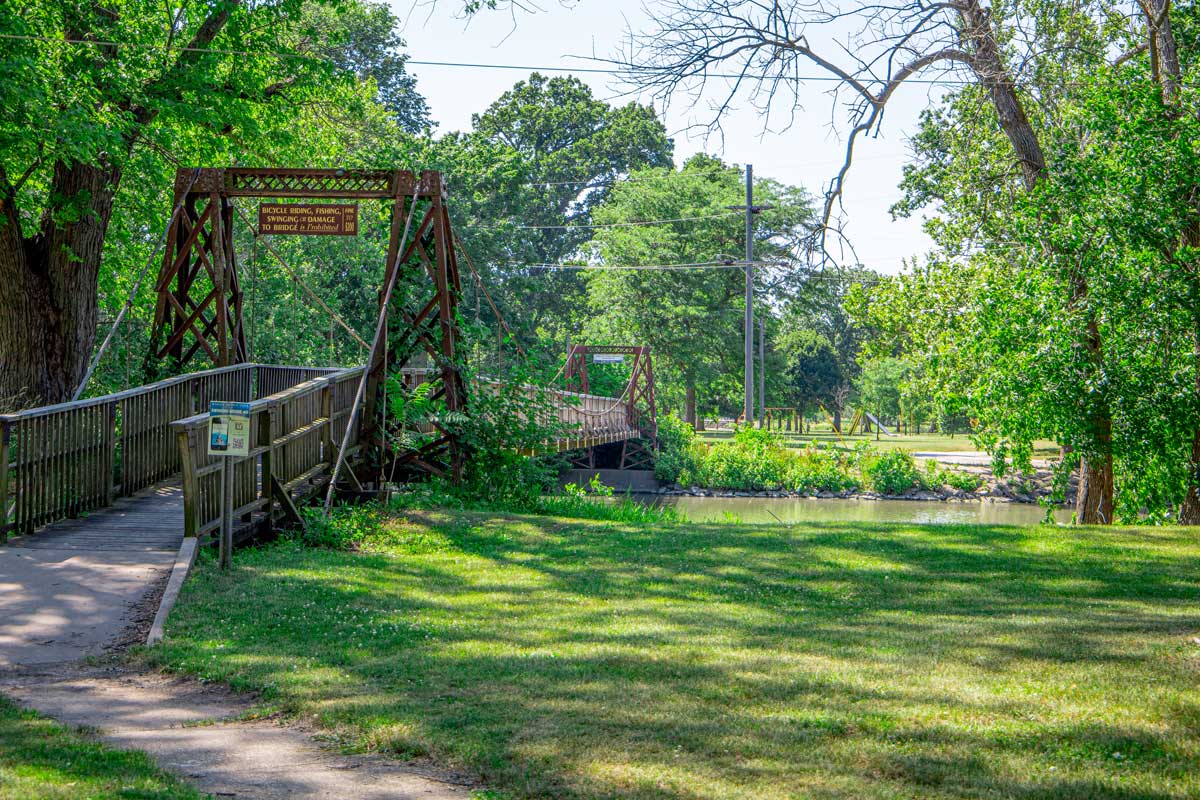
[864,411,898,437]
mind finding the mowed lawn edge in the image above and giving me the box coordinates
[0,694,203,800]
[149,507,1200,800]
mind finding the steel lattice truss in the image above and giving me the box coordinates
[565,344,658,470]
[147,167,466,480]
[148,188,248,367]
[368,192,466,481]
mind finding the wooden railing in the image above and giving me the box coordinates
[0,365,337,541]
[2,363,650,545]
[171,368,364,540]
[399,368,643,453]
[542,388,640,451]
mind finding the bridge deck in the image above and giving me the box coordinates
[6,482,184,554]
[0,481,183,666]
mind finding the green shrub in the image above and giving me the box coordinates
[297,505,385,550]
[455,450,560,510]
[862,449,923,495]
[695,425,788,490]
[654,413,703,484]
[698,444,779,490]
[942,468,983,492]
[783,446,860,493]
[912,459,982,493]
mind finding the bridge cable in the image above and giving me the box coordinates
[452,234,641,397]
[451,229,527,360]
[453,231,631,418]
[572,375,636,417]
[463,212,742,231]
[545,355,569,388]
[231,205,371,350]
[323,182,423,513]
[72,168,202,400]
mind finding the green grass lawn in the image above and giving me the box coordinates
[698,428,1060,457]
[0,694,201,800]
[152,509,1200,799]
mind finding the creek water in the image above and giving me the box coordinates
[639,495,1072,526]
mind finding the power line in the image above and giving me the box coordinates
[508,261,887,278]
[521,169,738,188]
[463,211,742,231]
[512,261,732,271]
[518,155,900,188]
[0,32,1051,88]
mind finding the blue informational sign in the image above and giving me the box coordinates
[208,401,252,457]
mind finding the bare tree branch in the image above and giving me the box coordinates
[1110,41,1148,68]
[613,0,1044,265]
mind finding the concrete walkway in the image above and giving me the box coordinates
[0,483,183,667]
[1,665,473,799]
[913,451,1056,469]
[0,483,474,799]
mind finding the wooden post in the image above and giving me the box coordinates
[176,425,199,539]
[320,381,334,466]
[219,457,234,569]
[258,407,275,532]
[0,418,10,544]
[103,403,116,505]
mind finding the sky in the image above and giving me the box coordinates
[391,0,947,275]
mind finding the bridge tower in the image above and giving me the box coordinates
[565,345,658,470]
[146,167,466,480]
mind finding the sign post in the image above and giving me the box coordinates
[208,401,251,569]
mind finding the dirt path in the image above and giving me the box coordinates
[0,662,474,799]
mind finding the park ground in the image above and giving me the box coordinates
[0,693,202,799]
[140,504,1200,800]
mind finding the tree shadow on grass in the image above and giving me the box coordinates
[0,694,198,799]
[425,513,1200,670]
[156,513,1200,800]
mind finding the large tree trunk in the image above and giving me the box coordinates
[961,1,1118,521]
[0,162,117,406]
[1072,303,1116,524]
[684,380,697,428]
[1179,330,1200,524]
[1072,288,1116,525]
[1077,453,1115,524]
[960,1,1047,187]
[1143,3,1200,523]
[1144,0,1182,108]
[1178,423,1200,524]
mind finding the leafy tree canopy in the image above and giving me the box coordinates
[585,154,813,421]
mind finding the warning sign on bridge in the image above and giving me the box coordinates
[258,203,358,236]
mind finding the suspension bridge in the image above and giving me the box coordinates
[0,168,658,552]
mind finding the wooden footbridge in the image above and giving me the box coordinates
[0,167,657,549]
[0,361,653,546]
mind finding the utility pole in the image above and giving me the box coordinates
[758,318,766,427]
[728,165,771,427]
[743,165,754,426]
